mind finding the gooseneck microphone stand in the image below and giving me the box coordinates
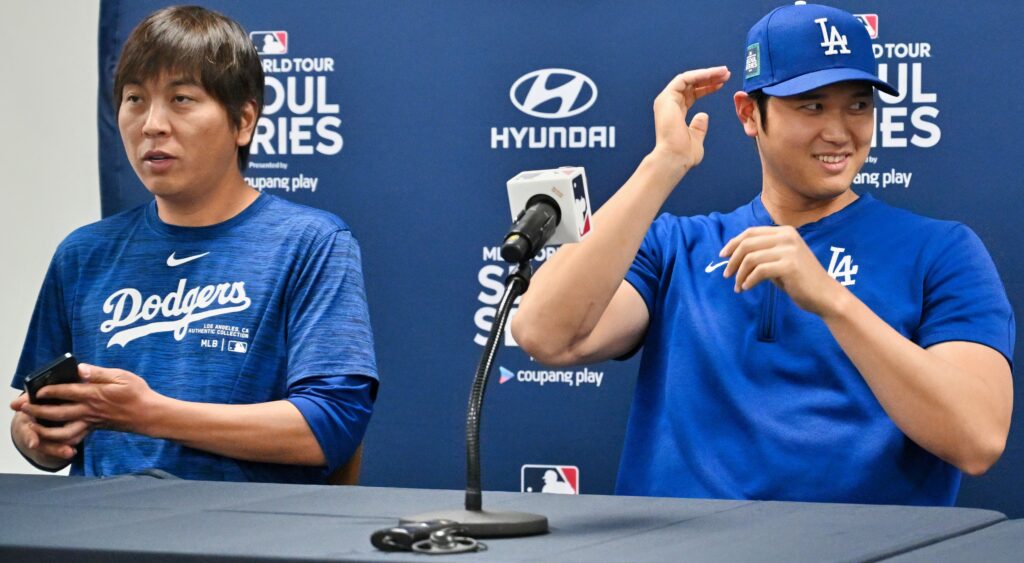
[400,258,548,538]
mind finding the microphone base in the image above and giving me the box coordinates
[400,509,548,538]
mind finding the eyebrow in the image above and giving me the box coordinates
[168,78,201,87]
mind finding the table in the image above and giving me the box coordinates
[888,519,1024,563]
[0,474,1010,561]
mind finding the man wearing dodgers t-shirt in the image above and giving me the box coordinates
[513,3,1014,505]
[9,6,377,483]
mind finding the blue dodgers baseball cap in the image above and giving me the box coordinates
[743,2,897,96]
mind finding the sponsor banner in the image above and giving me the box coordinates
[491,68,616,150]
[97,1,1024,517]
[245,29,343,196]
[854,12,938,191]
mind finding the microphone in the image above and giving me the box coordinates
[501,167,592,263]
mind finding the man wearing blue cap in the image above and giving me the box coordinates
[513,2,1014,505]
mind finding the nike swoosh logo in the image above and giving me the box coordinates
[704,260,729,273]
[167,252,210,267]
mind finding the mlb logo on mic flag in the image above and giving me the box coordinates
[250,31,288,55]
[521,465,579,495]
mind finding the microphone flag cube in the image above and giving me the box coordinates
[506,167,592,246]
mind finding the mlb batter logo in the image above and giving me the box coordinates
[250,31,288,55]
[566,168,592,237]
[521,465,579,495]
[854,14,879,39]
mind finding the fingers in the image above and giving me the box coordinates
[658,66,731,114]
[34,420,90,446]
[36,439,77,460]
[10,393,28,411]
[664,66,731,98]
[12,411,40,449]
[20,402,87,425]
[741,261,785,292]
[79,363,121,384]
[722,232,780,278]
[37,382,90,402]
[731,249,783,292]
[13,411,79,464]
[720,226,781,258]
[689,112,710,143]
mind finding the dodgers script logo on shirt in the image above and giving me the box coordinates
[100,279,252,348]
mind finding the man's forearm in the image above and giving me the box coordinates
[141,397,326,466]
[822,287,1012,475]
[513,153,684,358]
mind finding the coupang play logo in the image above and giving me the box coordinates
[491,68,616,150]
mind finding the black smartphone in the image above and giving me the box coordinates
[23,353,81,427]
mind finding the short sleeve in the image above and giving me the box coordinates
[12,246,73,389]
[285,230,378,385]
[624,213,671,316]
[914,224,1015,366]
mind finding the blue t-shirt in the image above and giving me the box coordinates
[13,194,379,484]
[621,193,1014,505]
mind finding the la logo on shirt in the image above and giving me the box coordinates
[827,246,858,286]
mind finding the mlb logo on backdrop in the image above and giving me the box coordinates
[521,465,579,495]
[250,31,288,55]
[854,14,879,39]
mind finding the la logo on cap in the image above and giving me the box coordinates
[815,17,851,55]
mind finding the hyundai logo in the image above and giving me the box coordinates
[510,69,598,119]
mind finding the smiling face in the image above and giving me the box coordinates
[740,81,875,204]
[118,74,255,201]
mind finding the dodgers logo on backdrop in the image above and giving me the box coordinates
[250,31,288,55]
[521,465,579,494]
[854,14,879,39]
[510,69,597,119]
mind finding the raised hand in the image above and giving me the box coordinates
[651,66,731,172]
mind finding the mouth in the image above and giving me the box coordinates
[142,150,176,172]
[143,150,175,162]
[813,153,851,172]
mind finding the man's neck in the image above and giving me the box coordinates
[759,184,859,228]
[155,176,259,227]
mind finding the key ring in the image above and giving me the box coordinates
[411,527,487,555]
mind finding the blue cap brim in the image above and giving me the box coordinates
[760,68,898,97]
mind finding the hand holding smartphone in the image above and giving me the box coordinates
[23,353,81,427]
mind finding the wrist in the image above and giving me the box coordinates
[137,391,174,439]
[818,283,856,322]
[644,148,691,182]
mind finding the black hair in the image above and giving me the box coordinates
[747,89,770,132]
[114,6,264,170]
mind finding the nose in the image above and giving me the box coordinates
[819,111,852,146]
[142,102,170,137]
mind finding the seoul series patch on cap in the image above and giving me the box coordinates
[743,2,897,96]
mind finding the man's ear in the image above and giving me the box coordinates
[733,91,759,138]
[235,99,259,146]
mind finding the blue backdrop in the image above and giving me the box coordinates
[97,1,1023,516]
